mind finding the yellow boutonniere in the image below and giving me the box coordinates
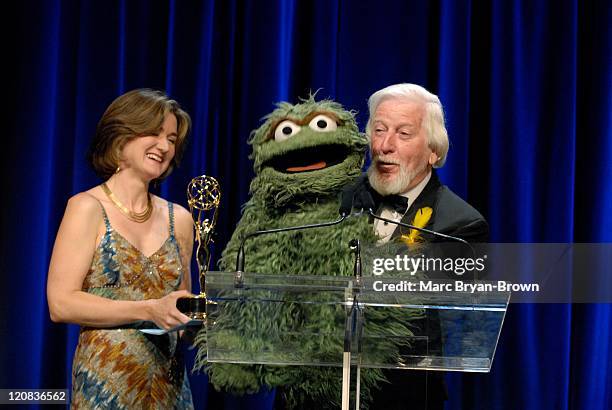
[400,207,433,245]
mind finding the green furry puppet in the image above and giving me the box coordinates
[195,96,421,408]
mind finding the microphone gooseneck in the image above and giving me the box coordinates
[235,215,347,272]
[350,190,476,258]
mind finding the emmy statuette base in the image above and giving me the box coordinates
[176,294,207,320]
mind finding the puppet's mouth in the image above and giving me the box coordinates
[265,144,351,173]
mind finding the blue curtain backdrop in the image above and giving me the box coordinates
[2,0,610,409]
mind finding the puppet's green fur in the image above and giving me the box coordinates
[194,97,423,408]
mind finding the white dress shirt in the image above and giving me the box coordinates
[374,171,432,243]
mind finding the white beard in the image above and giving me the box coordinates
[367,157,427,196]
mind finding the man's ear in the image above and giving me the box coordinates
[428,152,438,166]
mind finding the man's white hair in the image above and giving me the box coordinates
[366,83,449,168]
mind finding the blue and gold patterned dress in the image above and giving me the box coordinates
[71,201,193,409]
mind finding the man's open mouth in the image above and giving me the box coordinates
[264,144,351,173]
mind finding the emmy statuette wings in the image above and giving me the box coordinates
[176,175,221,321]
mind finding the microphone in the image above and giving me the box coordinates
[355,191,481,279]
[349,190,475,252]
[235,215,347,273]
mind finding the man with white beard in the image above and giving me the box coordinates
[348,83,488,244]
[342,83,488,410]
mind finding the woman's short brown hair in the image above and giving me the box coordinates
[87,88,191,181]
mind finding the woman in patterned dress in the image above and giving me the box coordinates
[47,89,195,409]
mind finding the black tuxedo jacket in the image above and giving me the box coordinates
[344,170,489,410]
[392,170,488,243]
[348,170,489,243]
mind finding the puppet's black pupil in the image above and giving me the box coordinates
[282,126,292,135]
[317,120,327,128]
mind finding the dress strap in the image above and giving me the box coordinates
[167,202,185,277]
[92,196,112,233]
[168,201,176,237]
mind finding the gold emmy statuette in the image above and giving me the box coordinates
[176,175,221,320]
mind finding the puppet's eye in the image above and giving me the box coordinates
[308,115,337,132]
[274,120,301,141]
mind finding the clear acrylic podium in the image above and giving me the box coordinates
[204,271,509,409]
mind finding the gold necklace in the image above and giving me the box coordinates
[101,183,153,223]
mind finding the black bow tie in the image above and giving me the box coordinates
[381,195,409,214]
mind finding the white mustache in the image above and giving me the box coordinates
[373,155,400,166]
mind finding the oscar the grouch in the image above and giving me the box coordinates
[195,96,422,409]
